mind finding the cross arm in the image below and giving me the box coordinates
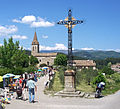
[57,20,68,25]
[72,20,83,25]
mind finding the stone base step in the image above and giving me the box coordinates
[54,90,91,98]
[84,93,90,98]
[54,94,82,97]
[79,92,85,97]
[58,91,81,95]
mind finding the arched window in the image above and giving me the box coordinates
[33,46,34,51]
[47,61,49,66]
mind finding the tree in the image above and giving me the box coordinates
[29,55,39,66]
[54,54,67,66]
[24,65,37,74]
[76,68,98,85]
[107,62,112,68]
[0,37,30,75]
[93,72,106,84]
[101,66,115,75]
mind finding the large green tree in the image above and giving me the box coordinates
[0,37,38,75]
[54,53,67,66]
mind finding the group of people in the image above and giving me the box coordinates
[1,67,55,104]
[16,73,37,103]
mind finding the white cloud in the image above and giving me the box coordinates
[37,17,45,22]
[0,25,18,36]
[12,19,20,23]
[13,15,36,24]
[42,35,48,39]
[12,35,28,39]
[0,44,2,46]
[22,15,36,23]
[13,15,55,27]
[106,49,114,51]
[39,43,67,51]
[19,45,27,50]
[115,49,120,52]
[27,47,31,50]
[106,49,120,52]
[31,21,55,27]
[81,47,94,50]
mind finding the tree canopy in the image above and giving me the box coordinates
[54,53,67,66]
[0,37,38,75]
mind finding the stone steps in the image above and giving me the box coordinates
[54,90,90,98]
[58,90,81,95]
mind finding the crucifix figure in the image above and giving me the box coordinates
[57,9,83,68]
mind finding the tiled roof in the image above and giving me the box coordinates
[73,60,96,66]
[33,53,58,57]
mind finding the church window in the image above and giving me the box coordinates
[33,47,34,51]
[47,61,49,66]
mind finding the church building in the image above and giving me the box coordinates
[31,32,58,67]
[31,32,96,69]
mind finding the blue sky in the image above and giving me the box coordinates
[0,0,120,52]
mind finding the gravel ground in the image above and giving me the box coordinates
[6,75,120,109]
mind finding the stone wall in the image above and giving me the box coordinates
[37,56,56,66]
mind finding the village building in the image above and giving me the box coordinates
[73,60,96,70]
[111,63,120,73]
[31,32,58,67]
[31,32,96,69]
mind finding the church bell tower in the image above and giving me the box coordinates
[31,32,39,55]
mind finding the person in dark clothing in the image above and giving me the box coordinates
[22,78,27,100]
[16,83,22,99]
[0,103,3,109]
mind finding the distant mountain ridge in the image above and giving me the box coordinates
[73,50,120,60]
[25,50,120,60]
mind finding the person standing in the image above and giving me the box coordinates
[22,78,27,101]
[34,72,37,82]
[22,73,28,101]
[26,77,37,103]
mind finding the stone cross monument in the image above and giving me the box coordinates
[57,9,83,68]
[57,9,83,92]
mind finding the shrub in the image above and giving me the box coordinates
[39,63,47,67]
[110,73,120,83]
[57,66,66,85]
[93,72,106,84]
[49,73,55,90]
[76,68,98,85]
[101,66,115,75]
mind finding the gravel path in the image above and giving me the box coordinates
[6,75,120,109]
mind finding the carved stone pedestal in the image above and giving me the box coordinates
[64,70,76,92]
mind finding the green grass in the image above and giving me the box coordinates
[76,81,95,93]
[52,71,64,92]
[45,71,63,94]
[76,81,120,96]
[102,82,120,96]
[45,70,120,97]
